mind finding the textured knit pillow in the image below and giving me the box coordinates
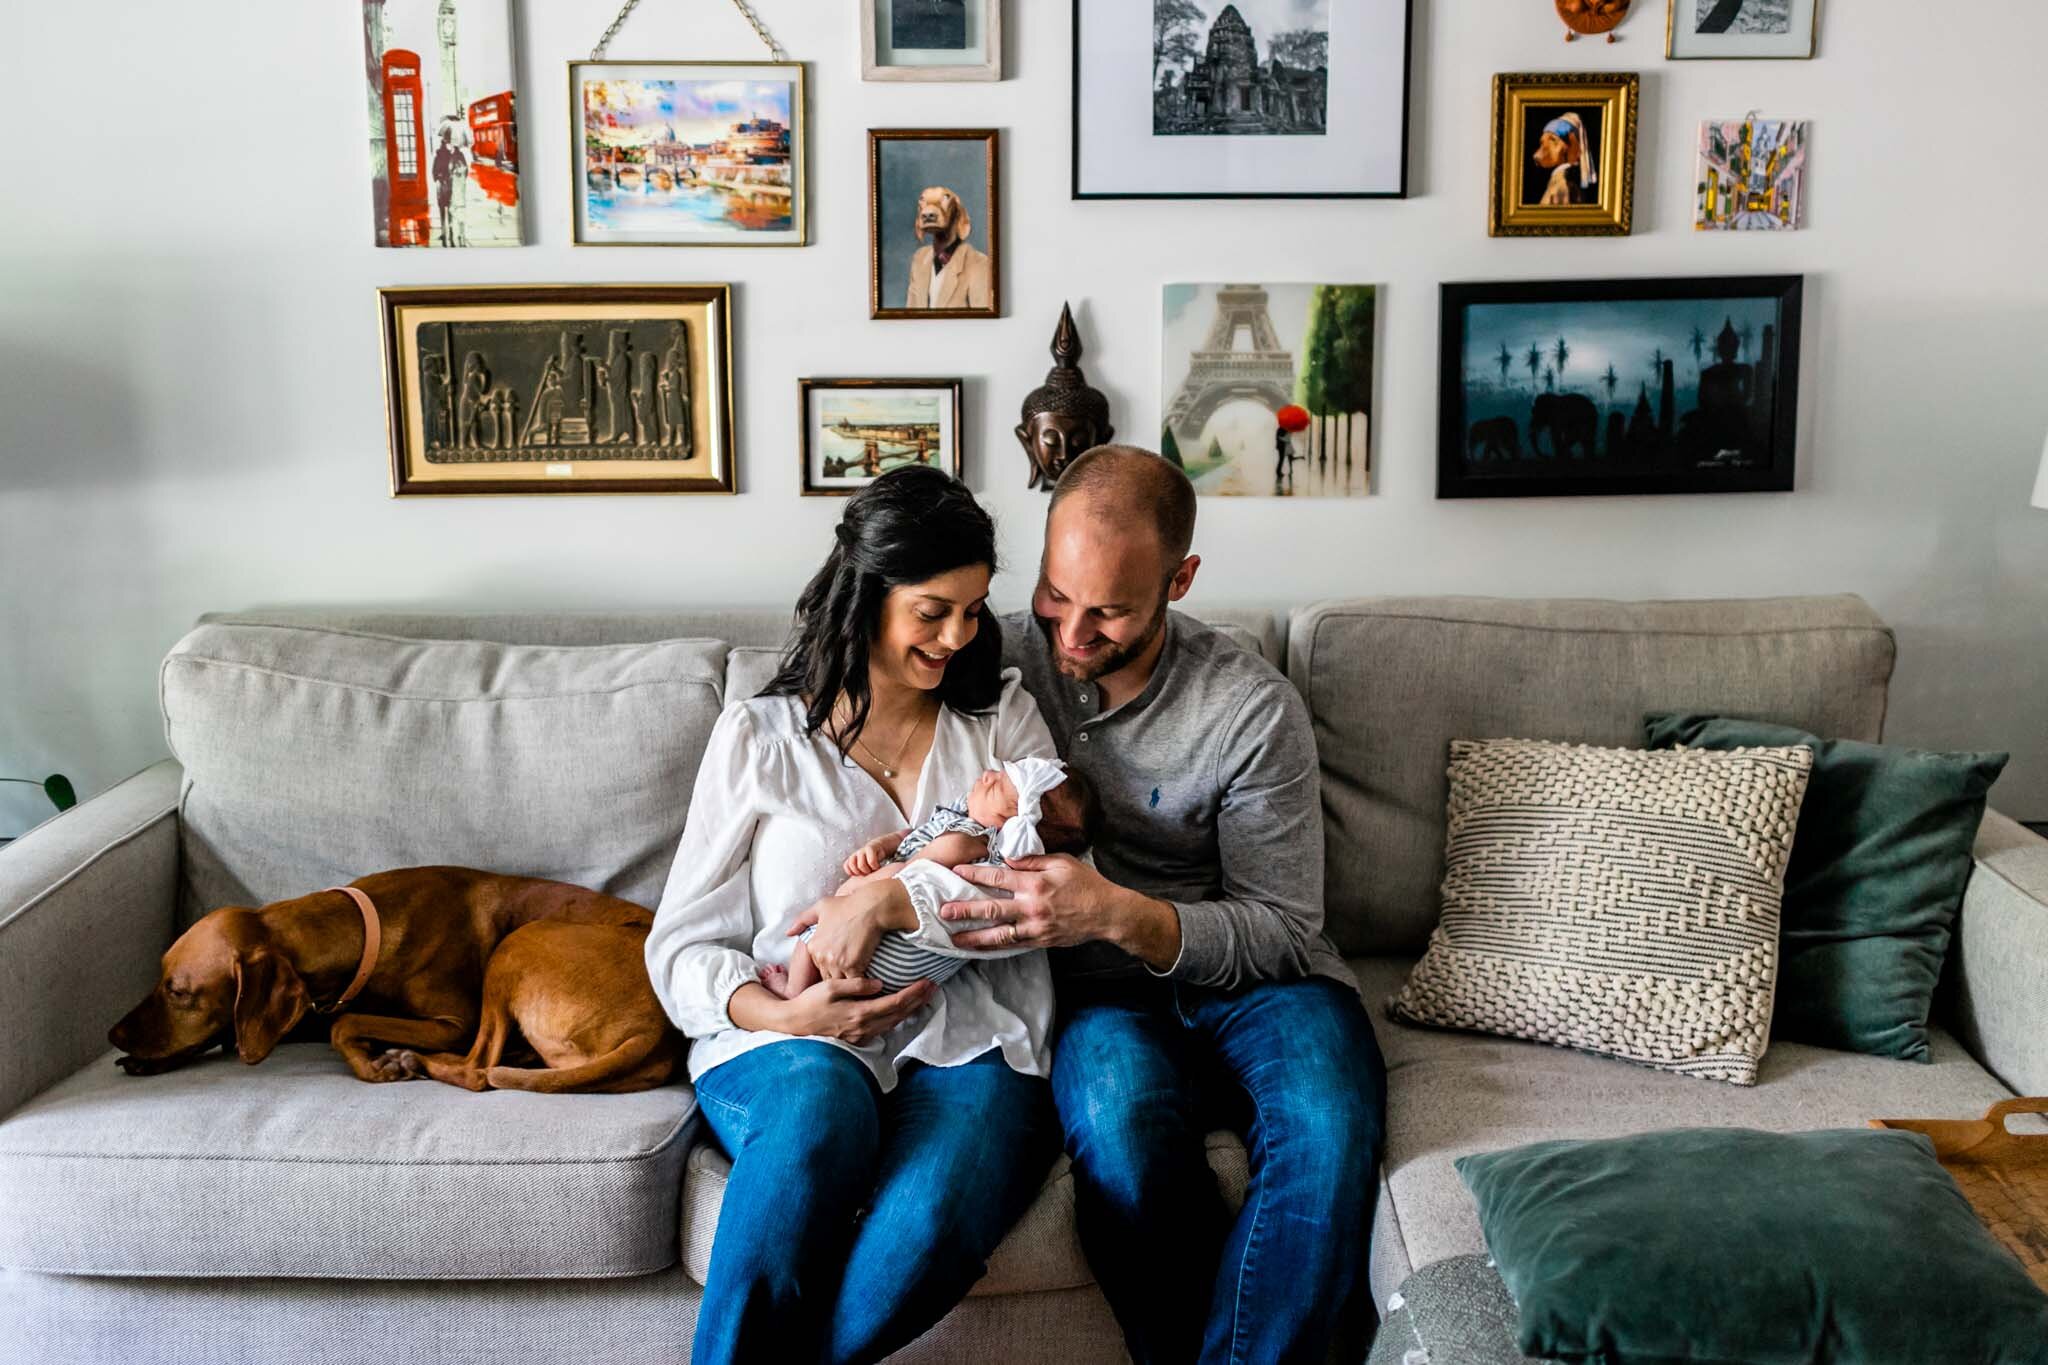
[1645,713,2009,1061]
[1391,739,1813,1086]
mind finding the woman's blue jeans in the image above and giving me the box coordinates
[690,1040,1060,1365]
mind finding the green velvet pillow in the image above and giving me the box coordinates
[1644,713,2006,1060]
[1458,1127,2048,1365]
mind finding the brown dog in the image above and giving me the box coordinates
[905,185,993,311]
[108,867,680,1094]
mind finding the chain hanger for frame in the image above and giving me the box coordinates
[589,0,787,62]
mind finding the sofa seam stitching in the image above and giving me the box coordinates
[160,657,724,706]
[0,804,179,938]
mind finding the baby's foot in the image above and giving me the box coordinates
[758,963,794,999]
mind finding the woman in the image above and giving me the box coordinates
[645,467,1062,1364]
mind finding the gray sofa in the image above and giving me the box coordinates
[2,596,2042,1364]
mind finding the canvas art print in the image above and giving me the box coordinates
[570,62,806,247]
[1438,276,1803,499]
[362,0,522,248]
[1073,0,1412,198]
[1697,115,1808,230]
[1161,283,1375,497]
[1491,73,1638,236]
[1152,0,1330,136]
[380,285,734,495]
[1667,0,1818,57]
[800,379,964,495]
[895,0,968,48]
[870,130,1001,319]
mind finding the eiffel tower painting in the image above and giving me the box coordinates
[1161,282,1375,498]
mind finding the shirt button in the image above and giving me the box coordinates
[1078,732,1090,743]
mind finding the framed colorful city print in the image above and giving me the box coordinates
[1073,0,1413,199]
[870,129,1001,320]
[379,284,736,495]
[862,0,1001,81]
[1696,115,1809,230]
[568,61,807,247]
[799,378,964,496]
[1668,0,1819,59]
[1438,275,1803,499]
[361,0,524,248]
[1490,72,1639,237]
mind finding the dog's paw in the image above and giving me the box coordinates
[367,1049,423,1082]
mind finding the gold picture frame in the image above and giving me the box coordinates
[378,284,737,496]
[568,60,808,248]
[1489,72,1639,238]
[869,128,1002,320]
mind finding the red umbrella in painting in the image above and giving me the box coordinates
[1275,404,1312,433]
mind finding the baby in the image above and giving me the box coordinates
[761,757,1097,999]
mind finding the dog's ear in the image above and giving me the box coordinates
[231,947,311,1065]
[948,192,970,246]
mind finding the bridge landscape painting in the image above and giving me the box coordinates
[1161,283,1374,498]
[800,379,962,495]
[1438,277,1803,499]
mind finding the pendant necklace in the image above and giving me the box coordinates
[853,705,927,779]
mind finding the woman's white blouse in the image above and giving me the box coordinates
[646,669,1060,1090]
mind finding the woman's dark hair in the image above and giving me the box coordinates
[763,465,1004,755]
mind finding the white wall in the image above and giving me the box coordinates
[4,0,2047,833]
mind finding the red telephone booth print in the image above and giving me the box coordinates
[382,50,430,247]
[467,91,520,209]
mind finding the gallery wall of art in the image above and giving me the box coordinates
[3,0,2048,827]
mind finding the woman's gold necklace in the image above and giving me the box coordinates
[852,703,930,780]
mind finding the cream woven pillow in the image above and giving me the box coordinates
[1390,738,1813,1086]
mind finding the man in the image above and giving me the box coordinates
[904,187,992,311]
[943,445,1386,1363]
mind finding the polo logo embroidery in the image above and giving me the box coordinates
[1149,787,1161,809]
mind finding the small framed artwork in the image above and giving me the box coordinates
[379,284,736,496]
[361,0,524,248]
[568,60,807,247]
[1162,283,1376,498]
[799,378,964,496]
[1490,73,1638,237]
[1438,275,1804,499]
[870,129,1001,320]
[862,0,1001,81]
[1667,0,1819,59]
[1696,115,1809,230]
[1073,0,1413,199]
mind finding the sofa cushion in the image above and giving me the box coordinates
[0,1045,696,1279]
[162,623,727,922]
[1356,956,2021,1311]
[1291,596,1895,955]
[678,1131,1251,1298]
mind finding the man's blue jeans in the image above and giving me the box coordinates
[1051,974,1388,1364]
[690,1040,1059,1365]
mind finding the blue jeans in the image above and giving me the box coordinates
[1051,975,1388,1365]
[690,1040,1059,1365]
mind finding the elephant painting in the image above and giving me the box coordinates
[1531,392,1599,459]
[1467,416,1521,463]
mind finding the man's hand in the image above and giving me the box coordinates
[843,830,907,878]
[940,854,1184,970]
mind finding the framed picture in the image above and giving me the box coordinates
[799,378,964,496]
[1696,116,1809,230]
[1438,276,1803,499]
[862,0,1001,81]
[361,0,523,248]
[1162,283,1375,498]
[568,61,806,247]
[1667,0,1820,59]
[870,129,1001,320]
[1073,0,1412,199]
[379,284,735,496]
[1490,73,1638,237]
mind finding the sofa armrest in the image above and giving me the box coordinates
[0,760,182,1119]
[1946,810,2048,1097]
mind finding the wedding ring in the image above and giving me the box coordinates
[1004,924,1019,946]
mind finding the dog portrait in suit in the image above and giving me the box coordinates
[906,187,992,311]
[871,129,999,319]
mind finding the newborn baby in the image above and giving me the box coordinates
[762,757,1096,999]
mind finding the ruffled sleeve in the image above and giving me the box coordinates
[644,704,766,1037]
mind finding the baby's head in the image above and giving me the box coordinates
[964,765,1100,856]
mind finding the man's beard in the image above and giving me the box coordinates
[1036,599,1167,683]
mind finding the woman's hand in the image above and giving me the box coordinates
[787,878,919,980]
[766,976,936,1045]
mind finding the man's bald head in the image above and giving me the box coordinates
[1047,444,1197,567]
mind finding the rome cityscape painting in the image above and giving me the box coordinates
[1438,277,1803,499]
[361,0,523,248]
[1153,1,1329,136]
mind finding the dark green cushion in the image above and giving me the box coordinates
[1458,1127,2048,1365]
[1644,713,2006,1060]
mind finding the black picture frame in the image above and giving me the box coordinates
[1438,276,1803,500]
[1071,0,1415,201]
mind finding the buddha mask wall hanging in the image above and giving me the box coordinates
[1016,303,1114,491]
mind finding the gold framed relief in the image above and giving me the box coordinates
[378,284,736,496]
[1489,72,1639,238]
